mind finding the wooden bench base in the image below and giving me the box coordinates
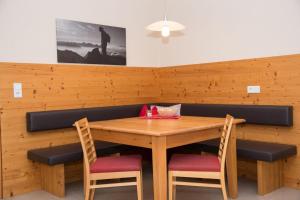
[40,161,83,197]
[257,160,283,195]
[40,164,65,197]
[238,158,283,195]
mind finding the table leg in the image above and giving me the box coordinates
[152,136,167,200]
[226,124,238,198]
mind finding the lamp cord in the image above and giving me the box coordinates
[164,0,168,20]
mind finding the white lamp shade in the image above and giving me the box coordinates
[146,20,185,32]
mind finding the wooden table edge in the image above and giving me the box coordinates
[89,118,245,136]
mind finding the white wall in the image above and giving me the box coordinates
[160,0,300,66]
[0,0,162,66]
[1,0,300,67]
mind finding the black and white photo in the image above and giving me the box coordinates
[56,19,126,65]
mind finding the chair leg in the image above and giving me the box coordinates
[89,180,96,200]
[173,176,176,200]
[140,170,144,200]
[220,176,228,200]
[83,162,86,192]
[168,171,176,200]
[84,180,91,200]
[137,171,143,200]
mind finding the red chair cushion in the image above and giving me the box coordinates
[90,155,142,173]
[169,154,221,172]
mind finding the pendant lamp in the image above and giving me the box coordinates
[146,1,185,37]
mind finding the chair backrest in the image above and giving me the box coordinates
[74,118,97,173]
[218,114,234,172]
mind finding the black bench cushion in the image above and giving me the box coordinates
[200,139,297,162]
[27,141,122,165]
[27,104,145,132]
[178,104,293,126]
[26,103,293,132]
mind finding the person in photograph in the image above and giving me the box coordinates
[99,26,111,56]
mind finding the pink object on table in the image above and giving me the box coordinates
[139,104,148,117]
[151,106,159,116]
[90,155,142,173]
[168,154,220,172]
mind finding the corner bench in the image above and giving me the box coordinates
[26,103,295,197]
[200,139,297,195]
[27,141,122,197]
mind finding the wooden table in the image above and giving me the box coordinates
[89,116,245,200]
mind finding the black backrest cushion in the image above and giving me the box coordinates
[27,104,144,132]
[27,103,293,132]
[179,104,293,126]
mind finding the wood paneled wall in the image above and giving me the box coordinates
[157,54,300,189]
[1,54,300,197]
[0,63,160,197]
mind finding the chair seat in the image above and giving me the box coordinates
[169,154,220,172]
[90,155,142,173]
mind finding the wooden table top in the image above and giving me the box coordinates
[89,116,245,136]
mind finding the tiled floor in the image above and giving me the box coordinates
[6,167,300,200]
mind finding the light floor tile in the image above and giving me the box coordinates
[5,167,300,200]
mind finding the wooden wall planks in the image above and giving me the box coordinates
[157,54,300,189]
[0,62,160,197]
[0,107,2,197]
[1,54,300,197]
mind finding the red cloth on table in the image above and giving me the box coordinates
[139,104,148,117]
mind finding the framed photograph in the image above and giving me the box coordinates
[56,19,126,65]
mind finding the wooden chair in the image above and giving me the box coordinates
[74,118,143,200]
[168,114,234,200]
